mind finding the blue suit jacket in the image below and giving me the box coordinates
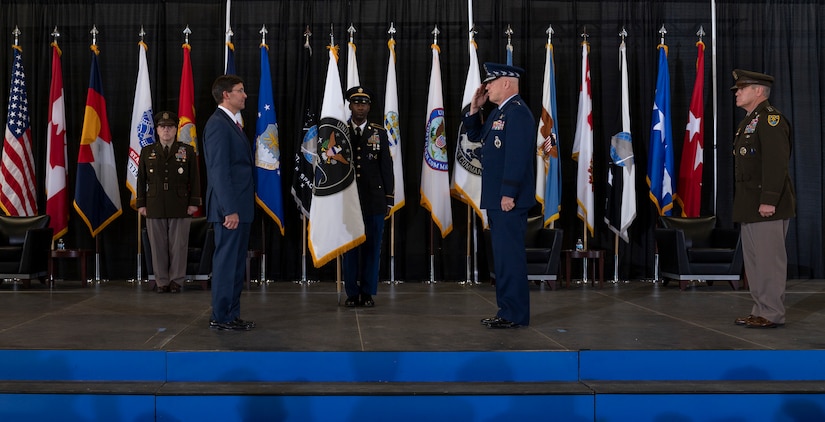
[463,95,536,210]
[202,108,255,223]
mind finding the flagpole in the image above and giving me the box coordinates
[129,216,143,285]
[461,206,471,284]
[427,221,437,284]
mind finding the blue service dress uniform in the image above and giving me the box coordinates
[343,122,394,301]
[463,95,536,326]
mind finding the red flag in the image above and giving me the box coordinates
[676,40,705,217]
[177,41,201,215]
[0,45,37,216]
[46,42,69,239]
[177,42,197,151]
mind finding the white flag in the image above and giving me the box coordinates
[384,37,405,215]
[451,37,487,227]
[126,41,155,209]
[420,44,453,237]
[571,41,594,237]
[344,37,360,121]
[308,46,365,267]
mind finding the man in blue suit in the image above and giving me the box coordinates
[463,63,536,329]
[203,75,256,331]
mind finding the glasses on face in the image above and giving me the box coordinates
[231,87,245,94]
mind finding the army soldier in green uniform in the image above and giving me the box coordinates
[137,111,202,293]
[730,70,795,328]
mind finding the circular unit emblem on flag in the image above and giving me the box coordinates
[424,108,448,171]
[138,110,156,148]
[455,122,482,176]
[314,117,354,197]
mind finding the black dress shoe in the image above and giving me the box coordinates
[360,294,374,307]
[480,316,500,325]
[169,282,181,293]
[156,285,170,293]
[486,318,520,329]
[344,296,359,307]
[213,320,252,331]
[210,318,255,329]
[234,318,255,329]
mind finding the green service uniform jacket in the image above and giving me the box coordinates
[732,100,795,223]
[136,141,202,218]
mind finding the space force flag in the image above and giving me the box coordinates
[308,43,365,267]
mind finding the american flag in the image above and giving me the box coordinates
[0,46,37,216]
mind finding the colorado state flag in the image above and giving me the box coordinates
[74,45,122,236]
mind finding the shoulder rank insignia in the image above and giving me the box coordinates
[767,114,780,127]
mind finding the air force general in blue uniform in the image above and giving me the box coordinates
[463,63,536,328]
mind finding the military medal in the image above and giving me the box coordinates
[494,136,502,148]
[492,119,505,130]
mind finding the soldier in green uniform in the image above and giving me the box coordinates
[730,70,795,328]
[136,111,202,293]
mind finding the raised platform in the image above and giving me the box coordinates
[2,279,825,420]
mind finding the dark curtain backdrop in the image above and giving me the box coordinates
[1,0,822,282]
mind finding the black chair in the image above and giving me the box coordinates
[0,215,53,288]
[655,215,744,291]
[142,216,214,290]
[484,215,564,289]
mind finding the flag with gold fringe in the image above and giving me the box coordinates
[308,43,365,267]
[46,40,69,240]
[74,44,122,236]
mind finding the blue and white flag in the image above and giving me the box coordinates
[647,44,675,216]
[254,43,284,234]
[535,37,561,228]
[126,40,154,209]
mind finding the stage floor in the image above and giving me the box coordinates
[2,277,825,352]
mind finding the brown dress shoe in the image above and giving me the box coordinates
[745,316,779,328]
[734,315,755,326]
